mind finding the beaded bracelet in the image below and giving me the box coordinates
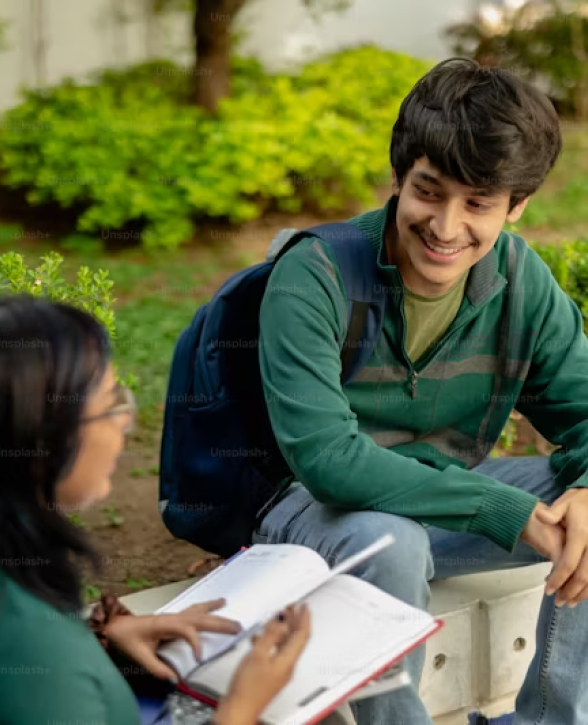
[88,593,132,651]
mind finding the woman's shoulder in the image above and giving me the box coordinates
[0,569,91,648]
[0,572,139,725]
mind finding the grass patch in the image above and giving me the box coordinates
[45,244,242,438]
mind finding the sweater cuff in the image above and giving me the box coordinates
[468,483,538,552]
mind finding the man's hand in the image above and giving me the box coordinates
[520,501,566,562]
[535,488,588,608]
[104,599,241,681]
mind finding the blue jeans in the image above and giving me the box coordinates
[252,457,588,725]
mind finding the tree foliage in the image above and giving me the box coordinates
[446,0,588,118]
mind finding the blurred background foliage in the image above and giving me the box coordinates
[447,0,588,119]
[0,48,430,250]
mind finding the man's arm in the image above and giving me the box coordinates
[515,252,588,490]
[259,238,537,552]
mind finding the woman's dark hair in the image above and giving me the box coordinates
[390,57,562,209]
[0,294,111,611]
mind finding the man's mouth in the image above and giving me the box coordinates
[418,233,469,259]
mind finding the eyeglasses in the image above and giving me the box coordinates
[81,385,136,434]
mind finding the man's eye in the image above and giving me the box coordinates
[415,185,435,198]
[468,200,489,210]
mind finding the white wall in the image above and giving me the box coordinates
[238,0,478,70]
[0,0,477,113]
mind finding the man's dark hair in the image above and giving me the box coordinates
[390,57,562,209]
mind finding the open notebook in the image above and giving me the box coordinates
[157,536,442,725]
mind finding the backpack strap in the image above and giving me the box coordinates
[274,223,386,384]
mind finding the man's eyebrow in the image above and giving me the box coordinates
[415,170,500,199]
[413,171,442,186]
[469,187,499,198]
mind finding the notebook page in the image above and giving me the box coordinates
[188,573,438,724]
[158,544,329,675]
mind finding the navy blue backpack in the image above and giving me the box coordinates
[159,223,386,557]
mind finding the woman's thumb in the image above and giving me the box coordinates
[132,646,179,683]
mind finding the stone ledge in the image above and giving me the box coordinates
[120,563,551,722]
[422,564,550,722]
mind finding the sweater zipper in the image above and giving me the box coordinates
[398,283,505,399]
[394,267,507,400]
[397,280,419,398]
[409,370,419,398]
[412,306,484,383]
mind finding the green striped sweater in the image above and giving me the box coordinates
[259,198,588,551]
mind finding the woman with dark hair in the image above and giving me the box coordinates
[0,294,313,725]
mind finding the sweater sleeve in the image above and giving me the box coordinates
[259,238,538,552]
[515,253,588,489]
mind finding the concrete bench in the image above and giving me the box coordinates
[120,563,551,723]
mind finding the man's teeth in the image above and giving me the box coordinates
[423,238,463,255]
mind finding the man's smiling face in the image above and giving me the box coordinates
[388,157,530,297]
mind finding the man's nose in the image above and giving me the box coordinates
[429,202,463,243]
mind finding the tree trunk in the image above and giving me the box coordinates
[191,0,247,112]
[144,0,158,58]
[31,0,48,88]
[110,0,127,68]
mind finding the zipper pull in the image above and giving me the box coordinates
[410,370,418,398]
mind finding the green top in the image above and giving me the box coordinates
[259,197,588,552]
[404,273,468,363]
[0,570,140,725]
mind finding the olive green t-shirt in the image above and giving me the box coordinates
[404,273,469,363]
[0,570,140,725]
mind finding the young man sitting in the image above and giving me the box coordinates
[255,58,588,725]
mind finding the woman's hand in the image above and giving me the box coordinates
[104,598,241,681]
[215,604,311,725]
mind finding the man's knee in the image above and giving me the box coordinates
[326,511,433,607]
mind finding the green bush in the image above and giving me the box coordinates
[0,251,135,385]
[531,238,588,330]
[0,48,431,250]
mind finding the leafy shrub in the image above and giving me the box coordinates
[496,237,588,455]
[0,48,431,250]
[0,251,135,385]
[531,238,588,330]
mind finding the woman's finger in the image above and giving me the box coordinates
[183,598,228,615]
[253,620,290,652]
[276,604,311,663]
[156,619,203,658]
[129,642,180,682]
[192,614,242,635]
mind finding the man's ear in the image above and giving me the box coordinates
[391,168,401,195]
[506,196,531,224]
